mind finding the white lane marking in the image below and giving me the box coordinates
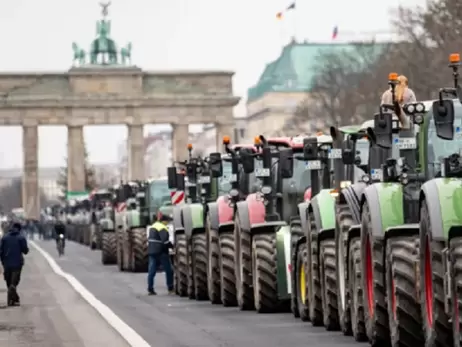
[30,241,150,347]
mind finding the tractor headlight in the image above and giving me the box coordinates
[362,174,371,183]
[229,189,239,198]
[405,104,415,114]
[340,180,351,189]
[261,186,272,195]
[415,103,425,113]
[400,172,409,186]
[414,114,424,125]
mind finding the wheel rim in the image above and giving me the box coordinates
[366,234,374,316]
[424,235,433,326]
[338,238,345,310]
[300,263,306,303]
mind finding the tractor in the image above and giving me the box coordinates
[417,53,462,347]
[89,188,113,250]
[206,138,260,305]
[232,135,302,313]
[168,144,222,299]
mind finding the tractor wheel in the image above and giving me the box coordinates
[234,214,254,310]
[95,226,102,249]
[420,201,452,347]
[133,228,148,272]
[290,219,303,318]
[101,232,117,265]
[220,231,237,306]
[117,230,125,271]
[349,237,367,341]
[207,226,221,304]
[175,234,188,297]
[450,236,462,347]
[252,233,278,313]
[308,210,323,326]
[335,203,353,335]
[386,235,424,347]
[361,202,389,345]
[192,233,208,300]
[296,243,310,321]
[90,225,97,250]
[320,238,339,330]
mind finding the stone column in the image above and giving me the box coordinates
[127,125,144,181]
[22,125,39,220]
[67,126,86,193]
[215,123,235,151]
[171,124,189,163]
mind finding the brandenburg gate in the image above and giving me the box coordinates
[0,3,239,219]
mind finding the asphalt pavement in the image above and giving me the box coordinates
[36,239,360,347]
[0,245,129,347]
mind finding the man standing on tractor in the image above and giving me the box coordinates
[381,74,417,127]
[146,212,174,295]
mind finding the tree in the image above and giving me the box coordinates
[57,146,97,200]
[0,178,49,213]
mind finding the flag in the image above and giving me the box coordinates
[332,26,338,39]
[276,2,296,19]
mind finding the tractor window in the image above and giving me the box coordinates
[218,160,233,195]
[427,105,462,177]
[284,156,311,194]
[149,180,171,208]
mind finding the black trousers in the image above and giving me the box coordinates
[4,267,22,288]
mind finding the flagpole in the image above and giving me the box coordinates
[292,0,297,41]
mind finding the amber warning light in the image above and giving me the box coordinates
[450,53,460,64]
[187,143,193,150]
[223,135,230,145]
[254,136,261,145]
[388,72,398,81]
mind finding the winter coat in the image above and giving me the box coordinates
[0,228,29,269]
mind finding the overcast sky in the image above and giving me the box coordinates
[0,0,425,169]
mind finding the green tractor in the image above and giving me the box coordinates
[89,188,113,250]
[168,145,223,299]
[418,55,462,347]
[290,133,344,324]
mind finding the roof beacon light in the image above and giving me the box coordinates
[450,53,460,64]
[223,135,230,145]
[388,72,398,81]
[187,143,193,150]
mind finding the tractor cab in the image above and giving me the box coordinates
[146,177,171,220]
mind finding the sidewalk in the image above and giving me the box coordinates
[0,246,130,347]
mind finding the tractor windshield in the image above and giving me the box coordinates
[284,150,311,194]
[427,103,462,177]
[218,160,233,195]
[149,179,171,208]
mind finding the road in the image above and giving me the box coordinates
[35,239,360,347]
[0,245,129,347]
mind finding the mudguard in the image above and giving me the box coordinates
[340,182,367,224]
[216,196,234,228]
[114,212,124,230]
[172,205,184,233]
[126,210,141,229]
[276,224,292,299]
[309,189,336,233]
[207,202,219,231]
[236,200,251,232]
[297,202,309,236]
[420,178,462,240]
[246,193,265,226]
[183,203,204,239]
[361,183,404,239]
[99,217,114,231]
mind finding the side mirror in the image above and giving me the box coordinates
[303,137,318,160]
[432,99,455,140]
[341,137,355,165]
[373,112,392,149]
[330,126,339,142]
[209,152,223,177]
[279,148,294,178]
[240,148,255,174]
[176,173,185,191]
[167,167,177,189]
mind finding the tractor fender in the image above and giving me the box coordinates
[207,202,219,231]
[276,224,292,298]
[297,202,309,236]
[309,189,336,233]
[126,210,140,229]
[183,203,204,239]
[246,193,266,225]
[236,200,251,232]
[420,178,462,241]
[361,183,404,239]
[172,205,184,234]
[99,217,114,231]
[340,182,367,223]
[217,195,234,226]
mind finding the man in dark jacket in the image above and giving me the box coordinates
[147,213,173,295]
[54,220,66,251]
[0,222,29,306]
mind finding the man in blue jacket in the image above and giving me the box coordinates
[147,213,174,295]
[0,222,29,306]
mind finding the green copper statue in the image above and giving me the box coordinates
[120,43,132,65]
[72,42,86,65]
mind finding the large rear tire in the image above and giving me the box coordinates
[320,238,339,330]
[117,229,125,271]
[101,232,117,265]
[335,203,353,335]
[252,233,278,313]
[349,237,367,341]
[133,228,148,272]
[307,210,323,326]
[296,243,310,321]
[175,233,188,297]
[290,219,303,318]
[235,214,254,310]
[361,202,389,345]
[420,201,452,347]
[386,235,424,347]
[450,236,462,347]
[220,231,237,306]
[207,225,221,304]
[192,233,208,300]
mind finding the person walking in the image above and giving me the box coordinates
[147,213,174,295]
[0,222,29,306]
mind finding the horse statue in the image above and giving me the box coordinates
[120,43,132,65]
[72,42,86,66]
